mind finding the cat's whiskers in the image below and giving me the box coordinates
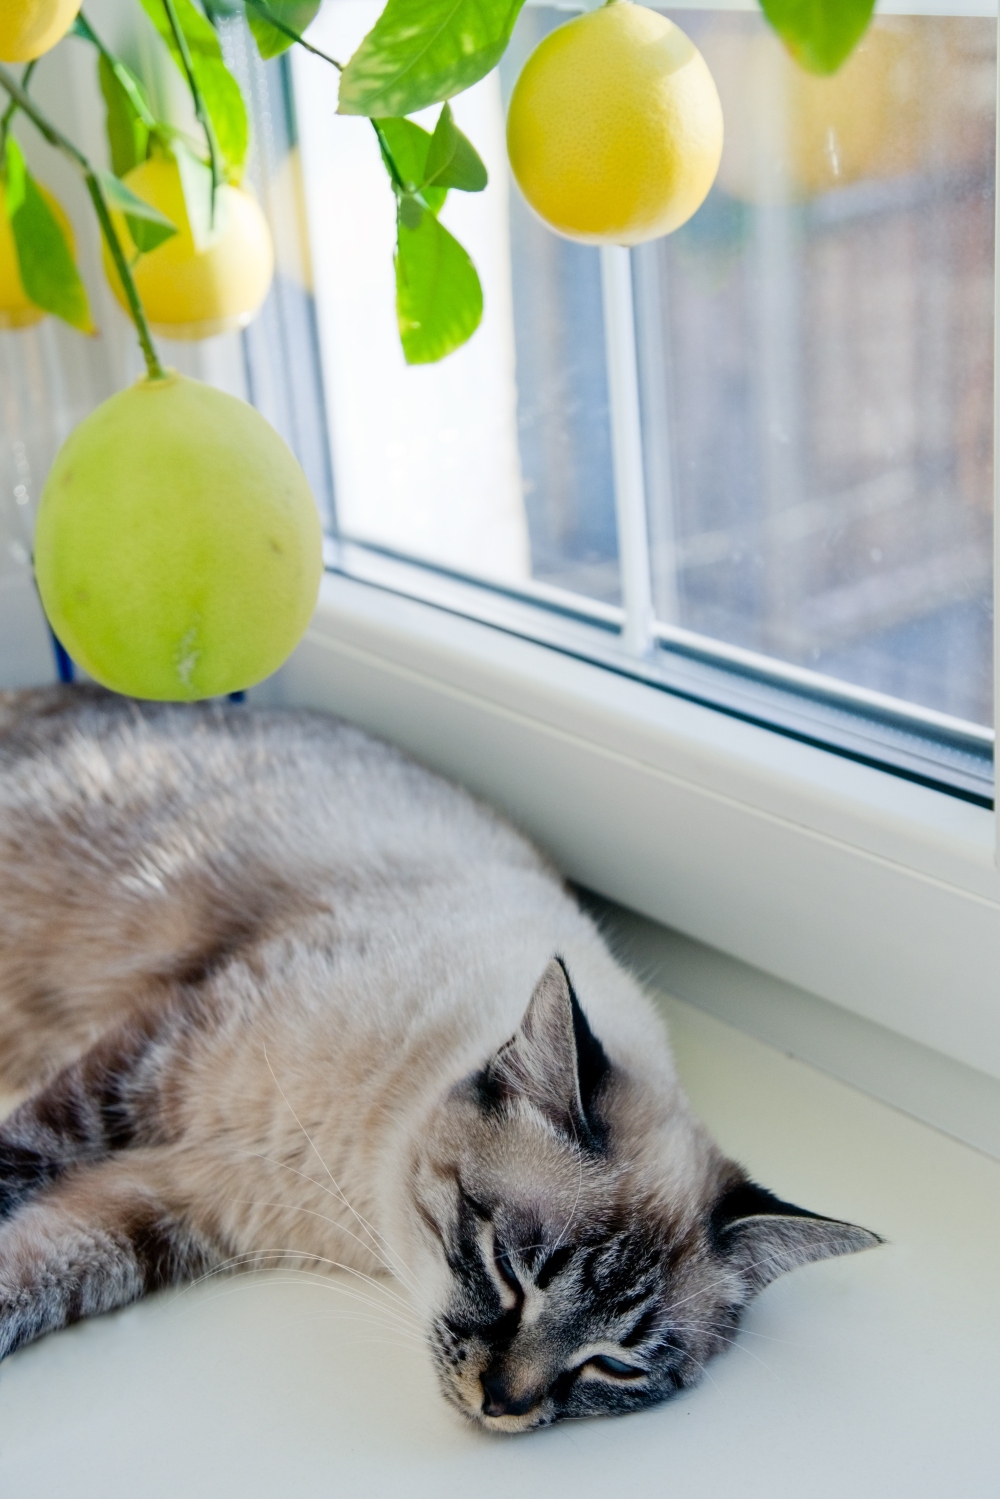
[247,1151,403,1283]
[677,1318,777,1375]
[223,1196,419,1315]
[261,1043,424,1297]
[179,1272,426,1347]
[185,1249,425,1332]
[681,1315,802,1350]
[246,1150,435,1311]
[667,1252,789,1313]
[306,1313,428,1354]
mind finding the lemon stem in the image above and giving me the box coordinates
[0,60,35,160]
[86,179,166,381]
[161,0,222,225]
[242,0,344,70]
[239,5,409,220]
[75,12,159,133]
[0,61,167,382]
[370,120,407,195]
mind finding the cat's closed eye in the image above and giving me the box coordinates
[494,1243,521,1298]
[585,1355,646,1380]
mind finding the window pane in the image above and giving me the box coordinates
[295,2,620,607]
[638,10,995,727]
[501,9,618,605]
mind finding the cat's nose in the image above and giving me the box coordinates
[480,1371,538,1418]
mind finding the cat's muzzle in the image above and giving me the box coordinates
[430,1323,553,1431]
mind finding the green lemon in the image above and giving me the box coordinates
[34,372,323,700]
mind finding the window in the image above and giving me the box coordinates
[0,2,996,1081]
[286,1,995,806]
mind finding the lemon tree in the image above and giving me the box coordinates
[1,0,879,363]
[0,0,881,707]
[34,373,323,699]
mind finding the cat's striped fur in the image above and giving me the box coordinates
[0,687,878,1430]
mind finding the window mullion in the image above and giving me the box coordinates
[994,14,1000,870]
[601,244,655,657]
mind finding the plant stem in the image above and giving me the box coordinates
[370,119,407,195]
[242,5,408,199]
[0,60,36,159]
[0,62,166,381]
[161,0,222,221]
[242,0,343,69]
[86,178,165,379]
[76,12,159,131]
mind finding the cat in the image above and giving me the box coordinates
[0,686,879,1431]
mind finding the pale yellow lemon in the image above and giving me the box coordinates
[103,156,274,340]
[34,372,323,701]
[506,0,723,245]
[0,0,81,62]
[0,180,74,329]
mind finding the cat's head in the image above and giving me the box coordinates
[407,958,880,1432]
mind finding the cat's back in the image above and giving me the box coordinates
[0,685,547,890]
[0,688,671,1110]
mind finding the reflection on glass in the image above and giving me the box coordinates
[501,8,619,605]
[508,190,619,603]
[637,11,995,725]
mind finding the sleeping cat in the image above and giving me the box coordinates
[0,686,878,1431]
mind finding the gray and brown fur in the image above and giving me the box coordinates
[0,687,879,1430]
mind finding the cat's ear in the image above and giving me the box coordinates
[712,1179,882,1294]
[482,957,611,1150]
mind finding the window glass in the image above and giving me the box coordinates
[294,2,995,741]
[638,9,995,726]
[294,1,620,606]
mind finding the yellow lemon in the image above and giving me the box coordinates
[506,0,723,245]
[0,178,74,329]
[34,372,323,700]
[0,0,81,62]
[103,156,274,340]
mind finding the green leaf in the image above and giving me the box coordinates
[759,0,876,75]
[137,0,249,179]
[97,169,178,253]
[3,138,94,334]
[339,0,526,118]
[375,117,448,214]
[98,53,150,178]
[395,205,482,364]
[397,192,423,230]
[170,139,228,251]
[245,0,321,60]
[423,103,486,192]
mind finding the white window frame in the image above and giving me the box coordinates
[274,0,1000,1085]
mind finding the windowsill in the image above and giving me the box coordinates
[272,572,1000,1080]
[2,929,997,1498]
[586,892,1000,1163]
